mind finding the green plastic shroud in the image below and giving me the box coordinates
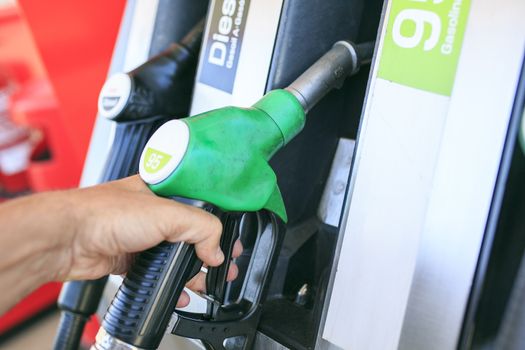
[148,89,305,222]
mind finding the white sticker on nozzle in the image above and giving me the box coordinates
[139,119,190,185]
[98,73,132,119]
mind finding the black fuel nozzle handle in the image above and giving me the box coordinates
[96,211,278,350]
[93,209,248,350]
[98,19,205,122]
[97,241,200,350]
[93,205,220,350]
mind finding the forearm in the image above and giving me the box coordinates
[0,191,74,314]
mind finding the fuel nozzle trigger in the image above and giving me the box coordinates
[172,211,285,350]
[205,213,242,305]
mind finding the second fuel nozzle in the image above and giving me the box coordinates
[97,19,205,122]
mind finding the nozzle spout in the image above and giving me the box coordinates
[285,40,374,113]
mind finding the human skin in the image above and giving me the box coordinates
[0,175,241,314]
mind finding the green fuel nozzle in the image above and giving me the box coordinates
[139,40,374,222]
[140,89,303,222]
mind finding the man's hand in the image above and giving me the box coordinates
[0,175,240,312]
[68,175,242,307]
[66,175,226,279]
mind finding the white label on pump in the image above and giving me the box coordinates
[139,120,190,185]
[190,0,284,114]
[97,73,132,120]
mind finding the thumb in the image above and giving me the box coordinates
[164,204,224,267]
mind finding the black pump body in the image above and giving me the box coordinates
[81,2,525,350]
[84,0,384,350]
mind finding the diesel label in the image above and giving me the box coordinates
[199,0,251,93]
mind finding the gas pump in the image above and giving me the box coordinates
[66,1,525,350]
[73,1,383,349]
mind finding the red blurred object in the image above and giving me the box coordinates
[0,0,125,337]
[0,119,31,193]
[0,171,27,192]
[11,78,81,191]
[0,91,32,193]
[0,283,62,335]
[82,315,102,348]
[15,0,126,189]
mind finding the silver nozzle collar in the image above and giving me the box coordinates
[91,328,143,350]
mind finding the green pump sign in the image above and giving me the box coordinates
[378,0,471,96]
[143,147,172,174]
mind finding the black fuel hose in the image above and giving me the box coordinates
[54,278,107,350]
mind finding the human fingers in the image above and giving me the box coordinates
[170,206,224,267]
[232,239,243,259]
[176,290,190,308]
[185,263,239,293]
[110,176,226,266]
[69,177,224,279]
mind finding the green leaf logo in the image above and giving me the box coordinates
[143,147,172,174]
